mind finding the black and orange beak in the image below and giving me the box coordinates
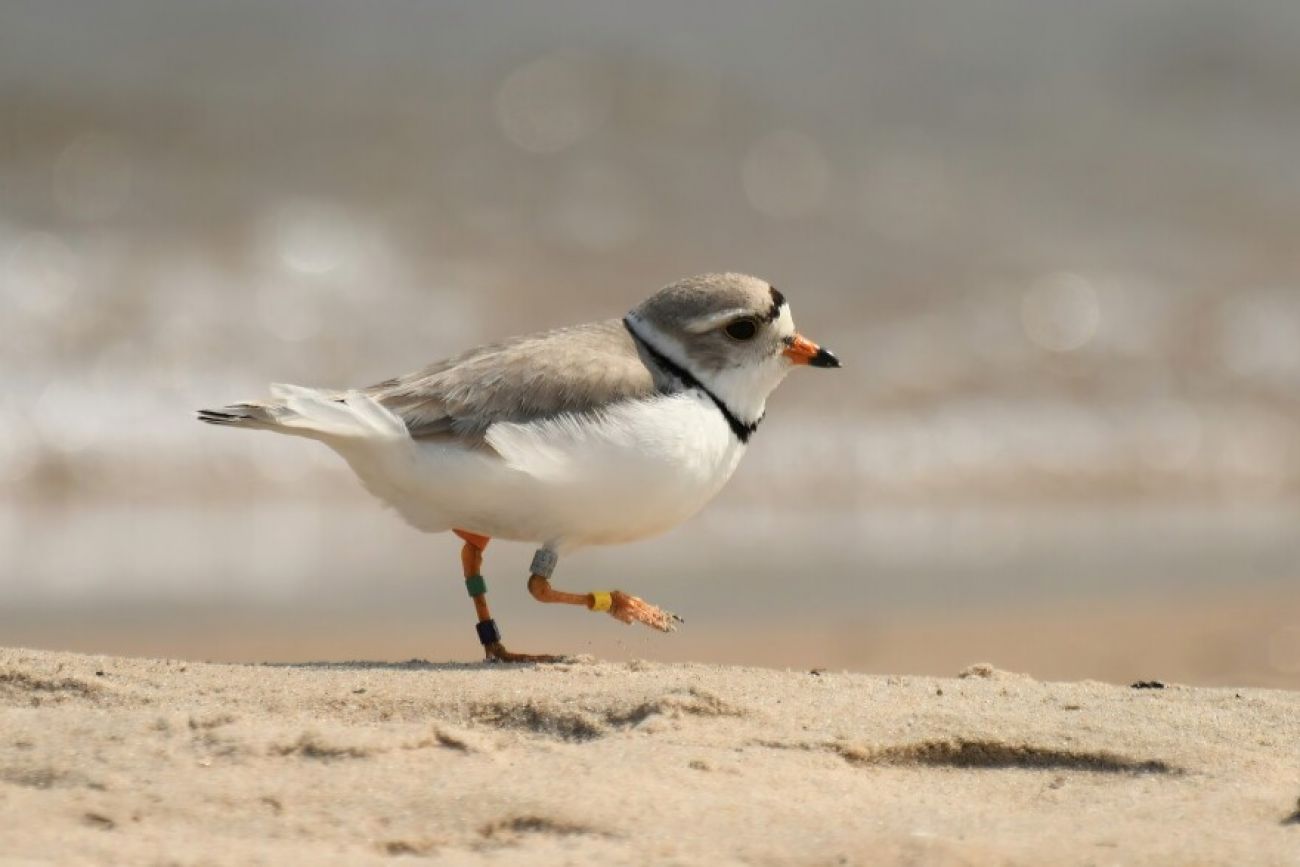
[783,333,841,368]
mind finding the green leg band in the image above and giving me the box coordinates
[465,574,488,597]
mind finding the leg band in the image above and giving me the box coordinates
[464,575,488,597]
[589,591,613,612]
[475,619,501,646]
[529,548,558,579]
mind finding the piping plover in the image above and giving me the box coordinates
[199,272,839,661]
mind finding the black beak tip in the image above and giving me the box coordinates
[810,347,841,369]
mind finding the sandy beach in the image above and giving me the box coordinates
[2,647,1297,865]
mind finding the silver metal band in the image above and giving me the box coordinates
[529,548,558,579]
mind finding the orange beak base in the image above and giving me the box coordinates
[783,334,841,368]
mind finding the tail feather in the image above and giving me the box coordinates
[196,386,408,440]
[196,403,285,429]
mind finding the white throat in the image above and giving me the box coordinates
[625,310,794,430]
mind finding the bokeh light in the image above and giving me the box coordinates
[1220,290,1300,382]
[1020,272,1101,353]
[265,200,361,277]
[494,53,613,154]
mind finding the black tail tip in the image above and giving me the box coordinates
[196,408,245,424]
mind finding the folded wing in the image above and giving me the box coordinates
[365,319,658,440]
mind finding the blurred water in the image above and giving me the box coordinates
[4,499,1296,615]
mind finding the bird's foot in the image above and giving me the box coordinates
[484,642,564,664]
[608,591,682,633]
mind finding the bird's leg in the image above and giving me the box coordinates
[453,529,560,663]
[526,548,681,633]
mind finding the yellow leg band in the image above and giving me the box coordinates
[589,591,613,613]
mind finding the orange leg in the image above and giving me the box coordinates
[453,529,559,664]
[526,574,681,633]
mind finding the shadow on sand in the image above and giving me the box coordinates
[257,658,564,672]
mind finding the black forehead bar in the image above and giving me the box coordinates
[763,286,786,323]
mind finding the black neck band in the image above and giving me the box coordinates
[623,317,761,444]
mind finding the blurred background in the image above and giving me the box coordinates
[2,0,1298,686]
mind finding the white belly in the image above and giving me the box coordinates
[328,392,745,551]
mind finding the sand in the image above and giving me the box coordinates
[1,647,1297,866]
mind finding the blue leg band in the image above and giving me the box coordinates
[475,619,501,646]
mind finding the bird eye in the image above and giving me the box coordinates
[724,318,759,341]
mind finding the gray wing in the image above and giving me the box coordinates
[365,319,659,439]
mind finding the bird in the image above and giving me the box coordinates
[198,273,840,661]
